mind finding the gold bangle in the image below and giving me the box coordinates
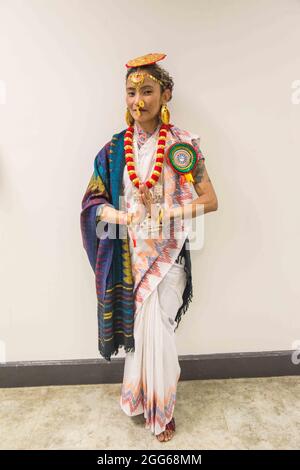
[126,213,133,226]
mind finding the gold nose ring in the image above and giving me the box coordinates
[136,100,145,116]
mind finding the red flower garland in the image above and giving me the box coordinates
[124,123,171,189]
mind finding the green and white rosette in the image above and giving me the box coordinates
[165,142,197,185]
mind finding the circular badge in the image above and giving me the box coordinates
[166,142,198,175]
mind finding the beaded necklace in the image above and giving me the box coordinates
[124,123,169,189]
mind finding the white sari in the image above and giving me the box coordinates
[119,121,198,435]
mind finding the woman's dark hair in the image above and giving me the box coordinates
[126,63,174,100]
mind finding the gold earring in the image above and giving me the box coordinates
[125,108,134,126]
[160,104,170,125]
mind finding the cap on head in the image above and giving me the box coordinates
[125,52,166,68]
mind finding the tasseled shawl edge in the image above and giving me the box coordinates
[174,238,193,329]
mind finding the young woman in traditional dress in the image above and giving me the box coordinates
[80,52,218,442]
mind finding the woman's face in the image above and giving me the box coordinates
[126,71,170,125]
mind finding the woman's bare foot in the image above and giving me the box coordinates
[156,417,176,442]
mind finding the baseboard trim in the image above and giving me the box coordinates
[0,350,299,388]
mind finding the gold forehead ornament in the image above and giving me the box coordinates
[128,71,164,89]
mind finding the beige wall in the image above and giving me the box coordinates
[0,0,299,362]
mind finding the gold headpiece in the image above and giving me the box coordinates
[126,52,166,90]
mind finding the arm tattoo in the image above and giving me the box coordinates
[193,159,206,184]
[191,138,210,184]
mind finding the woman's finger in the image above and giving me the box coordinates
[144,188,151,200]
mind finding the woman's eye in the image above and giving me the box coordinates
[127,90,151,97]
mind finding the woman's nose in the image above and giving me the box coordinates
[133,94,141,104]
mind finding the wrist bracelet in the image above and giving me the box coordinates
[126,213,134,226]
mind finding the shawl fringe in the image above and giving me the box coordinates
[174,238,193,330]
[99,339,135,363]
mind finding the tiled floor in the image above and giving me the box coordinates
[0,376,299,449]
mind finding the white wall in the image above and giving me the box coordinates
[0,0,299,361]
